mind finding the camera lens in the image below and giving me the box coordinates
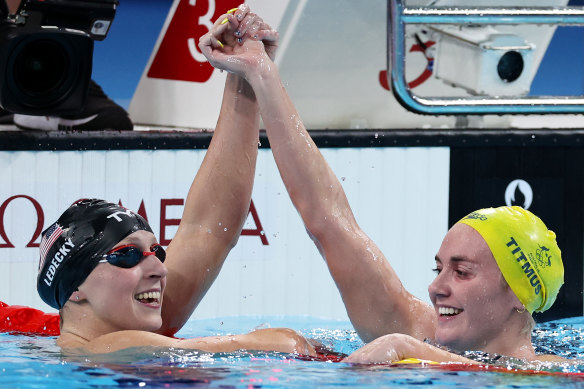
[14,39,68,96]
[1,29,93,114]
[497,51,524,83]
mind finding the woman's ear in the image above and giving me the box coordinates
[515,305,526,314]
[69,290,87,303]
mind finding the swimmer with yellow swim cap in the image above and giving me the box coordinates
[426,206,563,355]
[343,206,564,364]
[202,18,567,362]
[457,206,563,315]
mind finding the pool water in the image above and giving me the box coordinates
[2,316,584,388]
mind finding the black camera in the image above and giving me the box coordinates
[0,0,117,115]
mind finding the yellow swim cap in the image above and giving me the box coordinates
[458,206,563,314]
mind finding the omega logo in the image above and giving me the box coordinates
[0,196,268,249]
[0,195,44,248]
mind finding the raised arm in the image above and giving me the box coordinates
[158,6,264,336]
[250,64,436,342]
[200,36,436,342]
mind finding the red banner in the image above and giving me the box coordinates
[148,0,242,82]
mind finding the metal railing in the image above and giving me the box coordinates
[388,0,584,114]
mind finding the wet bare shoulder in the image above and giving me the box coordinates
[56,333,88,353]
[59,330,178,354]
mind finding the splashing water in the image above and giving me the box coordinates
[2,316,584,388]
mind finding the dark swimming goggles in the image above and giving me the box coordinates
[99,243,166,268]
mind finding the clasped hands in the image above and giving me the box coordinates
[199,4,278,79]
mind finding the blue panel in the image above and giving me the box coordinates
[91,0,174,108]
[530,26,584,96]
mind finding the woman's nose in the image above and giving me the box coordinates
[428,270,450,300]
[142,253,168,278]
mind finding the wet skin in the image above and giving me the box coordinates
[76,230,168,334]
[429,223,521,353]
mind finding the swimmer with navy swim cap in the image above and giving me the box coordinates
[32,5,317,357]
[203,20,570,363]
[38,198,316,355]
[37,199,153,310]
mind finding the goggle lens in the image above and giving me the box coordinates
[101,244,166,268]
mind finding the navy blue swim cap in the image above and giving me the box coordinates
[37,199,153,309]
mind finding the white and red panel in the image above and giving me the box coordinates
[0,147,449,318]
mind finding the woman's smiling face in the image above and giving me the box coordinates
[428,223,520,353]
[77,230,168,333]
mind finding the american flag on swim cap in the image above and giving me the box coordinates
[39,223,63,270]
